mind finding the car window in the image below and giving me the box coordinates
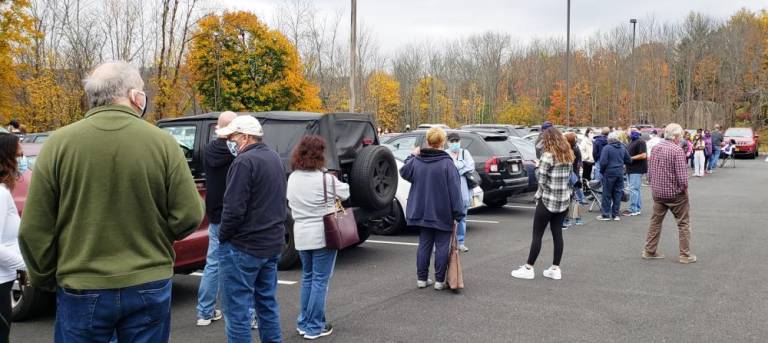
[485,138,519,156]
[387,135,418,161]
[464,137,490,160]
[161,125,197,159]
[35,135,49,144]
[724,128,753,137]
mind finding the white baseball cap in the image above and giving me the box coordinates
[215,115,263,137]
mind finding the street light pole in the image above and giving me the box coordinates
[565,0,571,127]
[350,0,357,113]
[630,18,637,124]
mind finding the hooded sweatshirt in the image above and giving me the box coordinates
[599,141,632,177]
[399,148,464,231]
[593,135,608,163]
[204,138,236,224]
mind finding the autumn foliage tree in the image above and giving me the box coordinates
[365,71,400,131]
[187,11,321,113]
[0,0,35,123]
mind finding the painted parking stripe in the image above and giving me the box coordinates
[466,219,500,224]
[504,205,536,210]
[365,240,419,246]
[190,272,297,285]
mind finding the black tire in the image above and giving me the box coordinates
[369,200,406,236]
[484,198,508,208]
[349,146,398,210]
[12,280,53,321]
[350,224,371,248]
[278,210,300,270]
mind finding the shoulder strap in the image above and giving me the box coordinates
[323,171,328,203]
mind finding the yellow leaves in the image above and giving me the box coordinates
[187,10,321,113]
[365,71,400,130]
[498,96,537,126]
[16,70,83,132]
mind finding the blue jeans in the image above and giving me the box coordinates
[592,163,602,181]
[628,173,642,213]
[197,223,221,319]
[601,175,624,218]
[708,148,721,170]
[297,248,338,337]
[54,279,172,343]
[219,242,281,343]
[456,202,469,246]
[416,227,451,282]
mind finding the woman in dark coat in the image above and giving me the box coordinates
[400,128,465,291]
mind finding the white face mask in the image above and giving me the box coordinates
[226,140,238,156]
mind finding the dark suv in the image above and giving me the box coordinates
[157,111,398,269]
[460,124,530,138]
[384,129,528,208]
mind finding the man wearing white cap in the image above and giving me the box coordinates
[216,115,286,343]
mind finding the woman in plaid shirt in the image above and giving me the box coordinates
[512,129,575,281]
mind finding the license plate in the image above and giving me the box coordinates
[472,196,480,207]
[512,163,519,173]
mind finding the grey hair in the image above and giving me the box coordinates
[607,131,621,142]
[83,61,144,108]
[664,123,683,141]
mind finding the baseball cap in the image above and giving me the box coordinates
[542,121,553,130]
[447,132,460,141]
[215,115,263,137]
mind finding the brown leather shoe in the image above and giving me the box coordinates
[679,254,697,264]
[641,250,665,259]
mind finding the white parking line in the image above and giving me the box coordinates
[466,219,500,224]
[504,205,536,210]
[189,272,297,285]
[365,240,419,246]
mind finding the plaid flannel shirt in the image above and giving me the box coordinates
[648,140,688,200]
[534,152,572,213]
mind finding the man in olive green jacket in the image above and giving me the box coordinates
[19,61,204,342]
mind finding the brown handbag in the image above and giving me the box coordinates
[322,172,359,250]
[446,223,464,292]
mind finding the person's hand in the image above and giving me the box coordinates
[411,146,421,156]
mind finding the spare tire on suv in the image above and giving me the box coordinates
[349,145,398,209]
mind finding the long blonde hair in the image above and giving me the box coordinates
[541,129,574,164]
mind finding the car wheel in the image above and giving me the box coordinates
[349,224,371,248]
[12,277,53,321]
[278,210,300,270]
[484,198,508,208]
[350,146,398,210]
[369,200,406,236]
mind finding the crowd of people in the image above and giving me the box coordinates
[0,60,722,343]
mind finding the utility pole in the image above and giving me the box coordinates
[565,0,571,127]
[349,0,357,113]
[630,18,637,124]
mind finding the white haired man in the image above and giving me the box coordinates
[19,61,204,341]
[643,123,696,263]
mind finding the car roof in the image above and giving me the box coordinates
[157,111,374,123]
[411,128,508,139]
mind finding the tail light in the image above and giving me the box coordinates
[485,156,499,173]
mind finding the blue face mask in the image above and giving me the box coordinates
[449,142,461,152]
[226,140,239,156]
[18,156,28,173]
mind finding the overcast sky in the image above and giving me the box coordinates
[221,0,766,53]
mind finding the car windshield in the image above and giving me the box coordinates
[485,138,518,156]
[724,128,752,137]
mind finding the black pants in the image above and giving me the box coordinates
[582,162,594,181]
[0,281,12,343]
[527,200,567,266]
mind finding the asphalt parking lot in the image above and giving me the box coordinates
[12,159,768,342]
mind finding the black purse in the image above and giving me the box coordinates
[461,150,481,188]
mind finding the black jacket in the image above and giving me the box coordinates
[219,143,287,258]
[593,135,608,163]
[204,139,235,224]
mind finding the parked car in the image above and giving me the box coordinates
[384,130,528,208]
[724,127,760,159]
[522,132,539,144]
[460,124,530,138]
[157,111,398,269]
[20,132,50,144]
[368,152,484,235]
[416,123,450,130]
[507,137,538,192]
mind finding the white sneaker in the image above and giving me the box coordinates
[613,216,621,221]
[511,265,535,279]
[434,282,446,290]
[251,318,258,330]
[543,266,562,280]
[417,279,434,288]
[196,310,223,326]
[596,215,612,221]
[459,245,469,253]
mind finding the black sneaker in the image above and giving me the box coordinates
[304,325,333,340]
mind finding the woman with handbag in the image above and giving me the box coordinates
[445,132,475,252]
[0,133,25,342]
[511,128,574,281]
[563,132,583,227]
[400,128,464,291]
[287,135,350,340]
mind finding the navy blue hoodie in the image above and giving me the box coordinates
[599,141,631,177]
[593,135,608,163]
[219,143,286,258]
[399,148,464,231]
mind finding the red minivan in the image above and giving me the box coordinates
[724,127,760,159]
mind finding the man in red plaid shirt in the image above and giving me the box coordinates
[643,123,697,264]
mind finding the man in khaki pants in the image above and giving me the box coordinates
[643,123,697,264]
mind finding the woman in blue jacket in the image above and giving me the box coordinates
[400,128,464,291]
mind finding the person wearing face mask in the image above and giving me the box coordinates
[216,115,286,343]
[19,61,204,342]
[445,132,475,252]
[623,130,647,217]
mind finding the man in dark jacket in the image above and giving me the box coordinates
[624,130,647,217]
[196,111,236,326]
[597,131,631,221]
[400,128,464,290]
[591,127,610,181]
[216,115,286,343]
